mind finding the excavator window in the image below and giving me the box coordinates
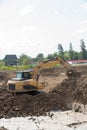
[16,72,22,79]
[16,72,32,80]
[23,72,32,79]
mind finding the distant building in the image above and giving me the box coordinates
[4,55,17,66]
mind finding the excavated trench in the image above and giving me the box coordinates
[0,66,87,118]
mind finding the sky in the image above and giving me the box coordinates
[0,0,87,59]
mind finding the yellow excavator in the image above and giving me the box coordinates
[7,57,81,93]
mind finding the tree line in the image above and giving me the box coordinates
[18,39,87,66]
[57,39,87,60]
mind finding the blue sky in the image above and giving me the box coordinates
[0,0,87,59]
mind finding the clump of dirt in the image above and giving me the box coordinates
[73,75,87,104]
[52,74,87,108]
[51,77,77,108]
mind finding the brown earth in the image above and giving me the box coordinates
[0,66,87,118]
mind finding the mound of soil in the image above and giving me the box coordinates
[52,74,87,110]
[0,87,69,118]
[73,75,87,104]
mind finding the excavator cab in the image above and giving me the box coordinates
[16,71,32,80]
[7,70,44,92]
[10,70,32,81]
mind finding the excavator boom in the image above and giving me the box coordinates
[31,57,76,80]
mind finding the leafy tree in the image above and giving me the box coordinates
[19,54,30,66]
[53,52,58,57]
[80,39,87,59]
[36,53,44,62]
[58,44,64,58]
[64,51,69,60]
[73,51,79,60]
[69,42,74,60]
[47,52,58,59]
[47,54,54,59]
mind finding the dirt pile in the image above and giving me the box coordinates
[0,87,69,118]
[52,74,87,109]
[73,75,87,104]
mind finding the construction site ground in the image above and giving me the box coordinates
[0,65,87,129]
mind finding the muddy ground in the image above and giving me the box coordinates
[0,66,87,118]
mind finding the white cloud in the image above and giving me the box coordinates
[23,25,37,32]
[73,2,87,13]
[47,10,51,15]
[72,9,80,13]
[80,2,87,10]
[19,5,33,16]
[0,33,4,39]
[75,28,87,34]
[81,20,87,24]
[47,10,59,16]
[54,10,59,15]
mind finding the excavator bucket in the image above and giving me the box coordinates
[66,69,81,77]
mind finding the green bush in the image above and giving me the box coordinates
[0,65,30,71]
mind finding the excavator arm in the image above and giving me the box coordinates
[31,57,77,80]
